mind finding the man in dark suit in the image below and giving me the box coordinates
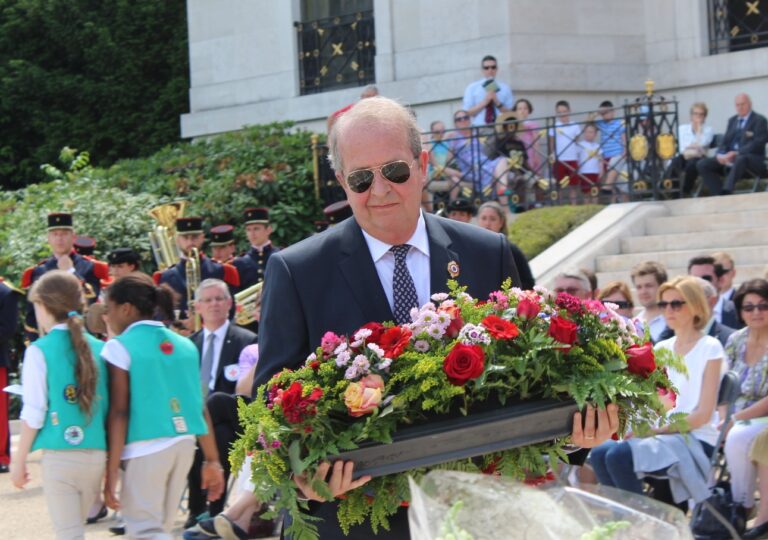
[0,278,21,473]
[254,96,618,539]
[186,278,257,523]
[697,93,768,195]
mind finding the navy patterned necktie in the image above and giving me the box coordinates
[390,244,418,325]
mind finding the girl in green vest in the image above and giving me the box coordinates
[10,270,108,540]
[101,273,224,538]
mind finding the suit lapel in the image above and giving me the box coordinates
[424,214,460,295]
[337,220,394,323]
[216,325,236,384]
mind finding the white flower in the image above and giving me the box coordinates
[354,328,372,341]
[427,324,444,339]
[335,350,351,367]
[409,306,420,320]
[350,338,364,348]
[367,343,385,358]
[377,358,392,371]
[533,285,550,296]
[306,352,317,363]
[440,299,456,309]
[431,292,449,302]
[435,312,450,325]
[344,366,358,380]
[458,323,491,345]
[352,354,370,372]
[413,339,430,352]
[334,342,348,355]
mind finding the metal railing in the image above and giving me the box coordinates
[708,0,768,54]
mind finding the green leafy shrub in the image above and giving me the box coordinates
[508,205,604,260]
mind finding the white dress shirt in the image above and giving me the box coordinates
[360,212,431,313]
[202,320,230,391]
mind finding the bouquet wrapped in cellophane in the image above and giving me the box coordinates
[232,281,685,539]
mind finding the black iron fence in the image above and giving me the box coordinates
[295,10,376,96]
[708,0,768,54]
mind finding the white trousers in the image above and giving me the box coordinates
[41,449,106,540]
[724,419,768,507]
[121,438,195,540]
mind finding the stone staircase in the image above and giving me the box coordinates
[594,192,768,287]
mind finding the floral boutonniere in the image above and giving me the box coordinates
[447,260,460,278]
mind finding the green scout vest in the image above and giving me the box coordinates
[32,328,107,451]
[115,324,207,443]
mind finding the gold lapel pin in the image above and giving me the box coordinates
[447,260,460,278]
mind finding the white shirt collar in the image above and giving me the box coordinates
[360,211,430,263]
[203,319,230,341]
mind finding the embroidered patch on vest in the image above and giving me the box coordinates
[63,384,78,404]
[64,425,84,446]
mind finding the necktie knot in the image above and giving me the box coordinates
[390,244,411,263]
[389,244,417,325]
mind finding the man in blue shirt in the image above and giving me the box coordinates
[462,55,514,127]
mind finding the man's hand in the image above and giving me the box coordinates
[56,255,74,271]
[293,461,371,502]
[571,403,619,448]
[201,461,225,502]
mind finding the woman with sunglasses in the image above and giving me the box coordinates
[722,278,768,538]
[590,276,725,509]
[597,281,635,320]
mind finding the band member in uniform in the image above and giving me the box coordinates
[153,217,239,321]
[73,236,97,257]
[0,277,21,473]
[107,248,141,278]
[21,213,109,340]
[209,225,236,264]
[232,208,278,289]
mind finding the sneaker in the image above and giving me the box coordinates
[214,514,249,540]
[182,518,220,540]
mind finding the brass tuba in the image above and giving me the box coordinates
[234,282,263,326]
[186,246,201,332]
[148,202,187,270]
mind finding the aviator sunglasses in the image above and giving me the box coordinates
[344,159,416,193]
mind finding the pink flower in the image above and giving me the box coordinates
[321,331,343,355]
[658,387,677,411]
[344,374,385,417]
[516,294,542,319]
[488,291,509,310]
[583,300,606,315]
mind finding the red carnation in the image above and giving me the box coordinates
[548,316,579,349]
[276,382,323,424]
[516,296,541,319]
[159,341,174,355]
[555,292,584,315]
[442,305,464,338]
[625,343,656,378]
[359,322,386,345]
[443,343,485,386]
[379,326,412,359]
[481,315,520,340]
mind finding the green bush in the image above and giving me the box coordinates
[508,205,604,260]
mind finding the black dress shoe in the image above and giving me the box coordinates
[108,524,126,536]
[744,521,768,540]
[184,515,199,530]
[86,505,108,524]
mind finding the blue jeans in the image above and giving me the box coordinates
[589,440,644,493]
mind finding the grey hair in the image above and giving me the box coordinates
[360,85,379,98]
[194,278,230,302]
[554,269,591,291]
[693,276,718,299]
[327,96,422,173]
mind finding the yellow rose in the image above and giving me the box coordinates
[344,374,384,417]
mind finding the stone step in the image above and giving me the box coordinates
[662,191,768,216]
[622,227,768,254]
[595,264,767,290]
[596,245,766,273]
[646,210,768,235]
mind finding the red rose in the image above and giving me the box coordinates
[516,296,541,319]
[442,305,464,338]
[379,326,412,359]
[359,322,386,345]
[159,341,174,355]
[548,316,578,349]
[276,382,323,423]
[443,343,485,386]
[625,343,656,378]
[481,315,520,340]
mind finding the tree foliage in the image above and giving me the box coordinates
[0,0,189,187]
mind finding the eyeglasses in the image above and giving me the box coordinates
[607,300,632,310]
[657,300,687,311]
[345,159,416,194]
[454,115,470,122]
[482,65,497,70]
[198,296,229,304]
[554,287,585,296]
[699,275,715,283]
[741,303,768,313]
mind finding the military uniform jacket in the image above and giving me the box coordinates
[0,280,20,368]
[153,255,240,314]
[232,244,279,289]
[21,252,109,340]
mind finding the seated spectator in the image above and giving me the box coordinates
[746,429,768,540]
[597,280,634,319]
[590,276,726,510]
[486,112,538,209]
[697,93,768,196]
[660,277,737,346]
[446,198,475,223]
[713,251,737,322]
[596,101,627,202]
[663,102,714,196]
[512,98,544,176]
[476,201,535,290]
[425,120,463,204]
[552,269,597,300]
[631,261,668,343]
[576,123,603,204]
[688,255,742,329]
[549,101,582,200]
[723,279,768,537]
[448,110,503,197]
[462,55,514,127]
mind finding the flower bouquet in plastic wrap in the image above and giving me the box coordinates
[232,281,684,539]
[408,470,693,540]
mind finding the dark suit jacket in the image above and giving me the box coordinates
[191,322,257,395]
[255,213,520,539]
[0,283,19,369]
[656,319,736,347]
[720,298,743,330]
[718,112,768,156]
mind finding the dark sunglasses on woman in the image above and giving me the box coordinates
[741,303,768,313]
[344,159,416,194]
[657,300,686,311]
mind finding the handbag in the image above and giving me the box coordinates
[690,481,745,540]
